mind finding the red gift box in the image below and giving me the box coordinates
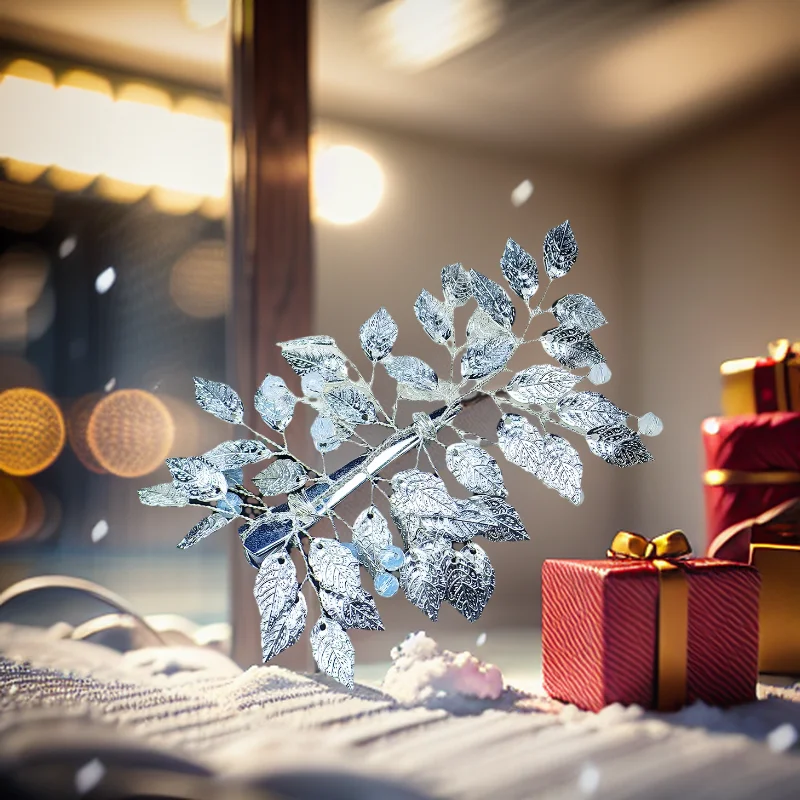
[542,532,760,712]
[701,412,800,553]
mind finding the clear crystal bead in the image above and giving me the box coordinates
[217,492,243,516]
[638,412,663,437]
[374,572,399,597]
[301,372,325,397]
[587,362,611,385]
[380,545,405,572]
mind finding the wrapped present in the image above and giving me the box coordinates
[721,339,800,416]
[709,498,800,674]
[701,412,800,551]
[542,531,760,712]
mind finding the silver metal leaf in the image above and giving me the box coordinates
[506,365,579,406]
[541,325,604,369]
[311,414,351,453]
[543,220,578,279]
[319,587,384,631]
[261,592,307,662]
[177,512,230,549]
[537,434,583,504]
[323,384,377,427]
[470,270,516,328]
[255,375,297,432]
[360,308,398,362]
[497,413,545,476]
[202,439,271,471]
[500,238,538,300]
[353,506,392,576]
[476,495,529,541]
[442,497,498,543]
[310,618,355,689]
[587,424,654,467]
[166,456,227,502]
[414,289,453,343]
[556,391,628,433]
[301,372,325,397]
[382,355,438,392]
[445,442,507,497]
[253,458,307,496]
[446,543,495,622]
[551,294,606,332]
[224,467,244,487]
[308,537,362,597]
[254,547,299,622]
[466,307,508,342]
[461,334,515,380]
[390,469,458,519]
[399,538,452,622]
[138,482,189,508]
[441,263,471,306]
[279,337,348,382]
[193,377,244,424]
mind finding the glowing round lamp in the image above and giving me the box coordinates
[0,388,66,476]
[87,390,174,478]
[313,145,383,225]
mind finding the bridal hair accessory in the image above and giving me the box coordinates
[140,221,661,688]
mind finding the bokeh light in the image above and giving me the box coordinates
[312,144,384,225]
[87,390,175,478]
[169,239,229,319]
[0,388,66,476]
[0,246,50,343]
[13,479,46,542]
[0,476,27,543]
[66,394,108,474]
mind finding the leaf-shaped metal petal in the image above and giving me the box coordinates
[323,384,377,427]
[224,467,244,487]
[166,456,227,502]
[477,495,529,541]
[442,497,497,543]
[319,587,384,631]
[399,538,451,622]
[279,337,348,382]
[500,238,538,300]
[253,458,307,496]
[556,391,628,433]
[382,355,438,392]
[506,365,579,406]
[466,307,508,342]
[310,618,355,689]
[139,482,189,508]
[461,334,515,380]
[353,506,392,576]
[551,294,606,332]
[261,592,307,662]
[390,469,457,519]
[541,326,604,369]
[470,270,515,328]
[193,377,244,424]
[254,547,299,622]
[446,543,495,622]
[543,220,578,279]
[360,308,397,362]
[308,537,362,597]
[311,414,351,453]
[177,512,230,549]
[497,413,545,475]
[445,442,507,497]
[255,375,297,432]
[441,263,471,306]
[414,289,452,343]
[587,424,654,467]
[202,439,271,471]
[537,434,583,504]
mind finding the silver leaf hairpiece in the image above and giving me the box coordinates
[139,220,661,689]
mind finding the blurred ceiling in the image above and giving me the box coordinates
[2,0,798,159]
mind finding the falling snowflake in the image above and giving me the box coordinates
[140,220,660,689]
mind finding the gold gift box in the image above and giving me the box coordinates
[721,339,800,416]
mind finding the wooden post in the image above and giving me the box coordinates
[228,0,313,668]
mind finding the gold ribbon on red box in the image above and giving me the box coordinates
[607,530,692,711]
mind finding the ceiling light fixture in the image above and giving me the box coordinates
[313,144,384,225]
[183,0,229,30]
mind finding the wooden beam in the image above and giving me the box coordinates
[228,0,313,668]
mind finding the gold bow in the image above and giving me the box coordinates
[608,530,692,712]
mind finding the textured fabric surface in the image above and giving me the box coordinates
[2,624,800,799]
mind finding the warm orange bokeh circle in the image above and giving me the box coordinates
[0,475,26,542]
[0,387,66,476]
[66,393,107,474]
[87,389,175,478]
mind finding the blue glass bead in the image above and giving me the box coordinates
[224,468,244,487]
[374,572,399,598]
[217,492,243,516]
[380,545,405,572]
